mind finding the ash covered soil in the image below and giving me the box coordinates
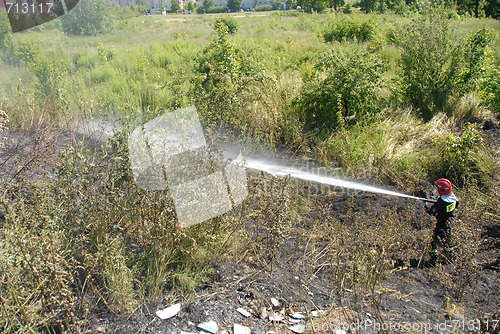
[85,192,499,334]
[1,124,499,334]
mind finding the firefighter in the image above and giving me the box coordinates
[425,178,459,266]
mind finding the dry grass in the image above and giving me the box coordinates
[0,109,7,142]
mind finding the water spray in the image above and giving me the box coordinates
[243,158,437,203]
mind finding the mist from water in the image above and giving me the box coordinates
[243,158,431,202]
[73,118,433,202]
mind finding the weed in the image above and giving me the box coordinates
[399,13,462,120]
[0,109,8,142]
[245,175,295,263]
[0,128,239,331]
[322,15,378,42]
[294,44,385,134]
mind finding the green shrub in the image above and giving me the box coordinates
[29,52,64,97]
[0,215,77,333]
[459,27,496,93]
[12,40,42,65]
[0,12,13,57]
[228,0,243,11]
[322,15,377,43]
[399,14,462,121]
[255,5,274,11]
[384,23,403,46]
[0,109,8,142]
[135,0,149,13]
[273,0,284,10]
[73,51,98,70]
[195,21,243,128]
[90,65,119,83]
[197,0,214,13]
[171,0,182,12]
[214,16,239,35]
[297,0,331,12]
[60,0,112,36]
[294,45,386,134]
[343,3,352,13]
[479,52,500,114]
[430,123,497,188]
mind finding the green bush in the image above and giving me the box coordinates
[135,0,149,13]
[195,21,242,128]
[171,0,182,13]
[11,40,42,65]
[29,52,64,97]
[255,5,274,11]
[297,0,331,12]
[343,3,352,13]
[479,52,500,114]
[358,0,407,13]
[294,45,386,134]
[0,109,8,142]
[0,12,13,57]
[60,0,112,36]
[399,14,462,121]
[0,215,77,333]
[433,123,497,187]
[214,16,239,35]
[227,0,243,11]
[459,27,496,93]
[273,0,284,10]
[197,0,214,13]
[322,15,377,43]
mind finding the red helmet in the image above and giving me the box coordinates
[435,178,453,195]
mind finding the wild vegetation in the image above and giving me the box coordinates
[0,1,499,332]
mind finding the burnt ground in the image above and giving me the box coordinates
[82,192,499,334]
[1,125,499,334]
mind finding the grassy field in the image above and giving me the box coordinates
[0,8,499,333]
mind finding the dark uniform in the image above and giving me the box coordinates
[426,194,459,265]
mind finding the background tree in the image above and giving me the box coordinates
[135,0,149,13]
[273,0,283,9]
[228,0,243,11]
[297,0,330,12]
[331,0,345,10]
[456,0,488,16]
[484,0,499,17]
[186,1,196,11]
[171,0,181,12]
[358,0,406,12]
[60,0,112,36]
[200,0,214,12]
